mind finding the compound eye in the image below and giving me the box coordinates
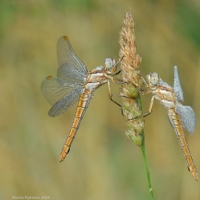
[150,73,159,86]
[105,58,115,69]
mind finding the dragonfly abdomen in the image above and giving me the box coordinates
[168,108,198,180]
[60,91,92,162]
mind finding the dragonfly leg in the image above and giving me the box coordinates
[143,95,155,117]
[115,69,121,75]
[112,56,123,75]
[138,75,153,95]
[107,85,142,120]
[107,80,121,107]
[113,55,124,69]
[110,77,125,84]
[127,115,142,121]
[107,80,124,116]
[119,73,150,95]
[112,57,123,75]
[107,80,140,117]
[116,56,124,66]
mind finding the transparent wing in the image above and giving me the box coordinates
[174,66,184,101]
[57,62,86,84]
[48,87,83,117]
[57,36,88,82]
[41,76,83,117]
[176,102,196,134]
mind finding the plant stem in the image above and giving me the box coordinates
[140,131,154,199]
[119,11,154,200]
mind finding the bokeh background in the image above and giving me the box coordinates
[0,0,200,199]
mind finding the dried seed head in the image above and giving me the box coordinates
[119,12,144,147]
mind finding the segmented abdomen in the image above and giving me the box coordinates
[168,108,198,181]
[60,90,92,162]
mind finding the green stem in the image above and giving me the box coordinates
[137,95,154,199]
[140,132,154,200]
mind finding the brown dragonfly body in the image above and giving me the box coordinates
[41,36,120,162]
[144,66,198,180]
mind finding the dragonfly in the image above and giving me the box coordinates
[41,36,121,162]
[143,66,198,181]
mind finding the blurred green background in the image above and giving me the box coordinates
[0,0,200,199]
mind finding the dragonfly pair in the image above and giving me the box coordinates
[41,36,197,180]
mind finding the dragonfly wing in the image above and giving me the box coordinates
[57,36,88,81]
[176,102,196,134]
[41,76,83,117]
[57,62,86,84]
[48,86,83,117]
[174,66,184,101]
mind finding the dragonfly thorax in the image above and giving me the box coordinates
[94,66,104,70]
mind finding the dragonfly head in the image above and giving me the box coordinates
[146,72,160,87]
[104,58,117,73]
